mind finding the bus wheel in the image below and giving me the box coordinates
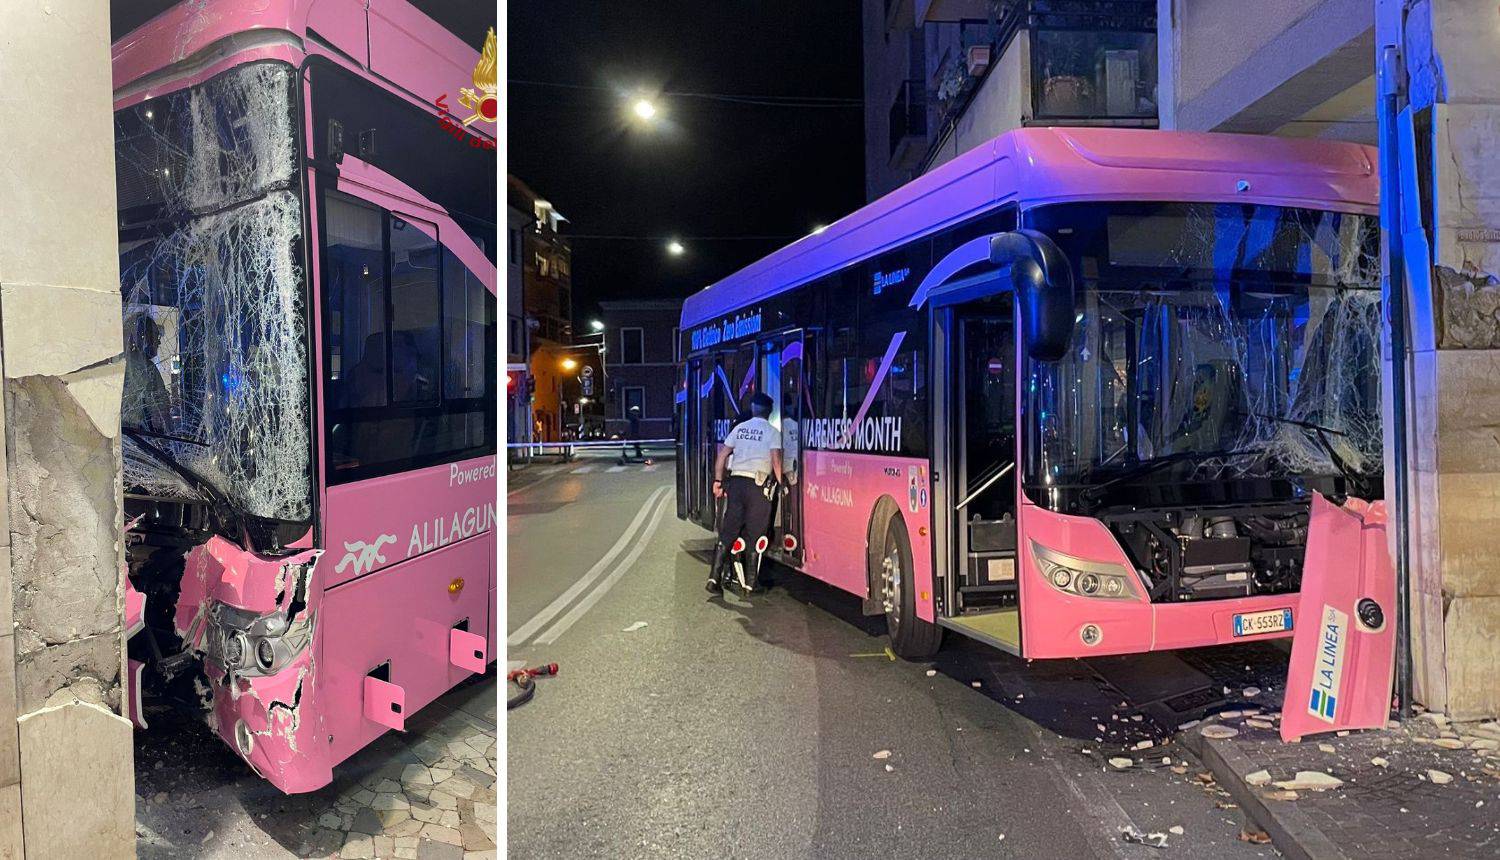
[872,508,941,659]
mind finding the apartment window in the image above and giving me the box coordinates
[622,386,645,418]
[620,327,645,364]
[671,326,680,363]
[1032,28,1157,120]
[508,227,521,265]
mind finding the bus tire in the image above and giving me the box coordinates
[869,503,941,659]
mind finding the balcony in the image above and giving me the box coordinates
[888,80,929,170]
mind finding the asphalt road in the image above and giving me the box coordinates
[506,451,1280,859]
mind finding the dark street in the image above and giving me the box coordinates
[506,451,1280,858]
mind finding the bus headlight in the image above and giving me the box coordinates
[206,603,313,677]
[1032,542,1141,601]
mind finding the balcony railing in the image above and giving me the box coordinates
[888,80,929,170]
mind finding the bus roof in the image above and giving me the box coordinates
[111,0,486,122]
[680,127,1378,329]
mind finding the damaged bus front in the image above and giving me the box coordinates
[116,58,330,789]
[114,1,498,793]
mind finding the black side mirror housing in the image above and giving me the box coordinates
[990,230,1075,362]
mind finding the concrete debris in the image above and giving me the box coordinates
[1265,790,1300,801]
[622,621,648,632]
[1120,826,1167,849]
[1218,710,1242,720]
[883,764,894,773]
[1467,738,1499,751]
[872,750,891,760]
[1272,771,1343,791]
[925,669,936,677]
[971,681,981,688]
[1418,712,1450,727]
[1168,825,1184,836]
[1108,757,1134,770]
[1243,770,1272,787]
[1177,720,1200,731]
[1160,757,1171,766]
[1245,718,1274,730]
[1416,737,1466,750]
[1133,740,1154,751]
[1200,725,1240,740]
[1239,828,1272,844]
[1371,757,1389,768]
[1242,687,1261,698]
[1317,743,1336,753]
[1336,730,1350,737]
[1427,769,1454,785]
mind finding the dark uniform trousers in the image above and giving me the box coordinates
[714,474,776,586]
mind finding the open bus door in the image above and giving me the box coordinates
[758,330,808,565]
[929,277,1023,655]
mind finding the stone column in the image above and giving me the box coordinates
[0,2,135,857]
[1381,0,1500,720]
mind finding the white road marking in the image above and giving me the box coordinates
[533,492,671,645]
[606,465,627,473]
[506,485,670,646]
[571,465,596,474]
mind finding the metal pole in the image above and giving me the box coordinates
[1378,44,1415,720]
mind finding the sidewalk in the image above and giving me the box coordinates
[1182,687,1500,859]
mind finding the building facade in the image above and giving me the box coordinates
[506,194,531,448]
[508,175,574,442]
[598,300,682,443]
[864,0,1158,201]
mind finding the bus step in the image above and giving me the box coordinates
[958,584,1016,613]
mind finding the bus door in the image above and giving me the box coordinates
[679,358,702,523]
[759,331,807,565]
[931,287,1021,653]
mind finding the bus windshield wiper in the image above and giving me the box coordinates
[1080,448,1259,502]
[1252,413,1367,494]
[122,426,245,537]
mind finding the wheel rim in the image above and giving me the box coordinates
[880,527,902,627]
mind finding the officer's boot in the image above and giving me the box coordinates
[705,541,730,594]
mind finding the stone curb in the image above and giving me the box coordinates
[1182,729,1351,860]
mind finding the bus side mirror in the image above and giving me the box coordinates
[990,230,1075,362]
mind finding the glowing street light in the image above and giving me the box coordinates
[632,98,658,121]
[666,240,685,256]
[561,357,578,371]
[590,319,605,332]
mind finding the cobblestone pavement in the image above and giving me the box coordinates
[134,671,497,859]
[1174,648,1500,859]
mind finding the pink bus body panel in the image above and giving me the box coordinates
[323,457,498,588]
[800,452,935,622]
[1281,496,1395,741]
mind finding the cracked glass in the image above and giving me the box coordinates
[1022,202,1382,506]
[115,61,312,524]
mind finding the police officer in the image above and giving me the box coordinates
[707,392,783,594]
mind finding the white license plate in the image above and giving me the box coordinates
[1233,608,1293,637]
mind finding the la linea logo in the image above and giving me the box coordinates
[436,27,497,149]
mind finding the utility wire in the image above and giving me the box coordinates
[508,78,863,108]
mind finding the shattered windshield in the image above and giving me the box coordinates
[1022,202,1382,509]
[115,61,312,524]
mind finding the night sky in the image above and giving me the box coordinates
[507,1,866,318]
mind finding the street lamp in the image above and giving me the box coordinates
[632,98,658,121]
[561,357,578,371]
[590,319,605,332]
[666,240,685,256]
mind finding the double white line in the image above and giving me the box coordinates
[508,485,672,648]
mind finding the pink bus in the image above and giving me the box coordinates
[113,0,497,793]
[678,128,1382,662]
